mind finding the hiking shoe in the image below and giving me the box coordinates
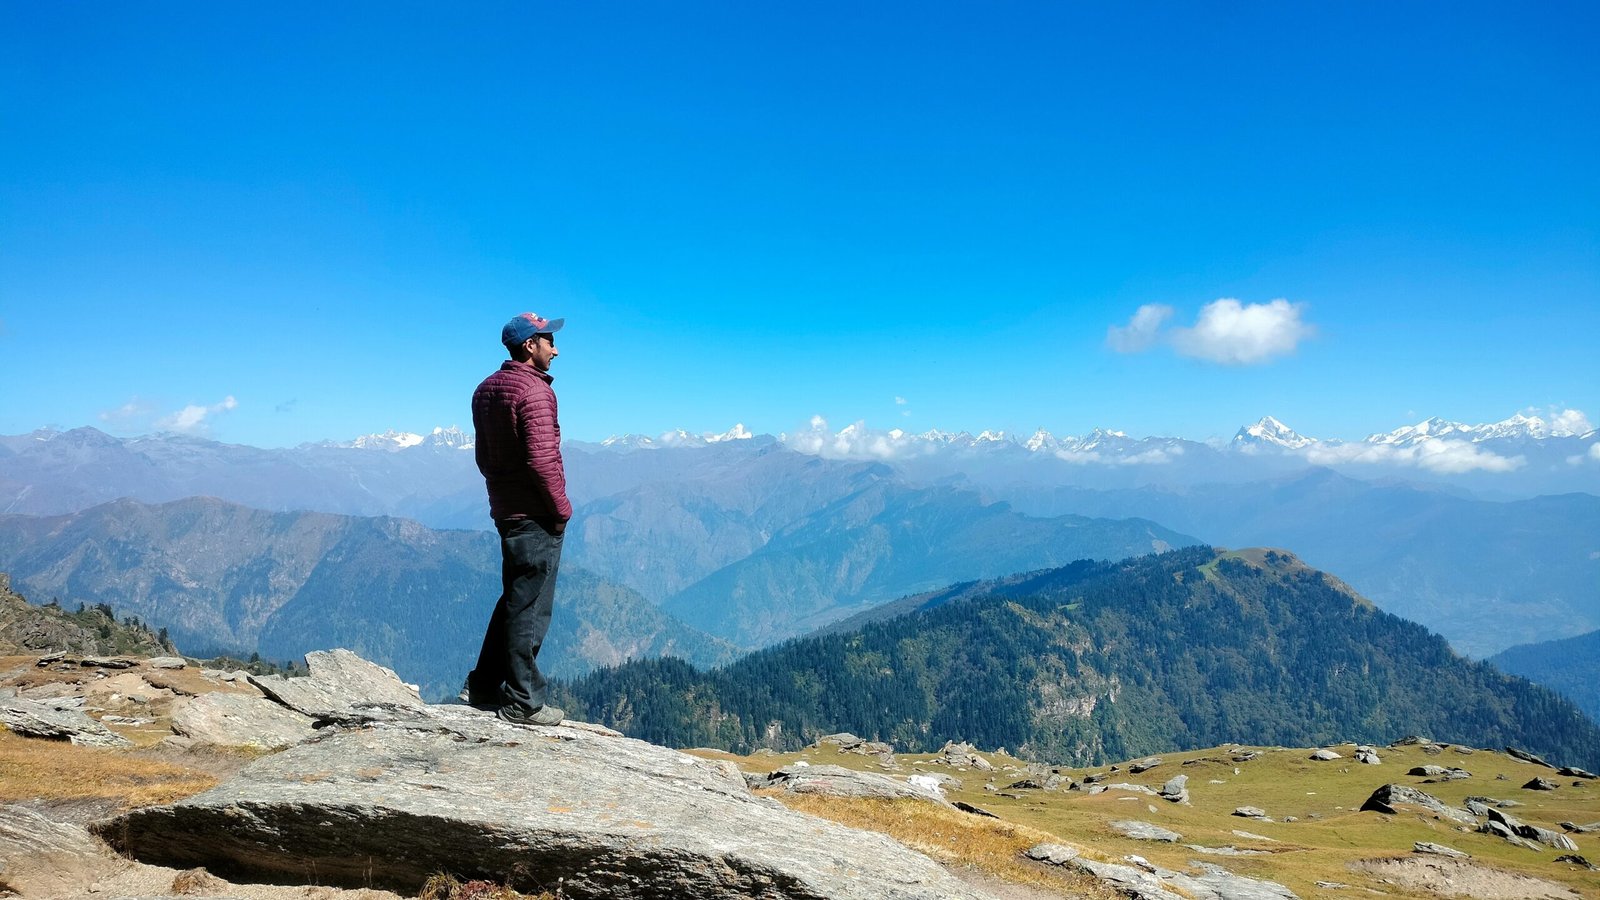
[454,678,502,710]
[496,703,564,726]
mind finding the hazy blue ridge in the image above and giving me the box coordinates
[1490,629,1600,724]
[556,547,1600,770]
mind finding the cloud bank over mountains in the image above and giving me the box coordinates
[587,408,1597,479]
[1107,298,1315,365]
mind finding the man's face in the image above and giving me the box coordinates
[526,333,558,371]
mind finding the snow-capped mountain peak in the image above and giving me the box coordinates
[351,430,425,451]
[1232,416,1314,449]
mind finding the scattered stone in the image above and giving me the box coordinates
[249,648,423,720]
[953,800,999,818]
[1558,766,1597,779]
[1163,861,1299,900]
[936,740,994,771]
[1067,856,1187,900]
[1283,816,1298,823]
[1360,784,1476,825]
[1554,854,1597,870]
[1453,745,1476,755]
[0,804,120,896]
[1314,882,1349,889]
[0,695,133,748]
[1231,750,1261,762]
[1355,746,1381,765]
[1158,774,1190,804]
[36,651,67,666]
[1104,782,1159,796]
[1081,772,1108,784]
[1185,844,1267,856]
[93,701,990,899]
[1232,830,1275,842]
[1415,766,1472,782]
[1524,777,1560,791]
[1023,843,1080,865]
[78,655,138,669]
[1414,842,1469,858]
[1482,819,1545,851]
[1391,735,1431,746]
[1485,808,1581,851]
[1112,820,1182,842]
[1004,778,1043,790]
[1560,821,1600,833]
[1129,757,1163,773]
[168,692,317,751]
[1310,749,1341,761]
[1233,806,1270,820]
[1506,747,1555,768]
[756,764,945,802]
[148,656,188,670]
[1420,743,1444,755]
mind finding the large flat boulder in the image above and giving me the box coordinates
[94,703,994,900]
[0,694,132,748]
[248,648,423,719]
[169,692,316,751]
[0,804,120,896]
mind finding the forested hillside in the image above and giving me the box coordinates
[558,547,1600,769]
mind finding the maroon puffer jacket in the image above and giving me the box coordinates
[472,361,572,523]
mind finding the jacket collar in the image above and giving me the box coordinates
[501,359,554,383]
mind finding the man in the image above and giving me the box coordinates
[464,312,573,725]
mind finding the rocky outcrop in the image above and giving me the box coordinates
[936,740,993,771]
[169,692,315,751]
[1360,784,1476,825]
[0,804,119,896]
[752,764,945,803]
[93,701,994,900]
[1158,774,1190,804]
[1027,848,1298,900]
[0,693,132,748]
[1112,820,1181,842]
[248,648,423,720]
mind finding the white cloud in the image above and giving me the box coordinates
[155,395,238,434]
[1170,298,1314,365]
[1548,408,1594,436]
[894,396,908,406]
[1305,438,1523,474]
[1106,304,1174,353]
[99,398,154,429]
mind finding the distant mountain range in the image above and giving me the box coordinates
[2,414,1595,657]
[557,547,1600,771]
[0,497,737,700]
[1491,629,1600,725]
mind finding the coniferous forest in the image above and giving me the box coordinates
[555,546,1600,769]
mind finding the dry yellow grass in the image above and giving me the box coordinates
[0,730,218,808]
[768,792,1123,899]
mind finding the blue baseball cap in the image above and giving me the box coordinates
[502,312,564,347]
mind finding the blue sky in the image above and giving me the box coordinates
[2,2,1596,447]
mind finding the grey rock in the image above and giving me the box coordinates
[1022,843,1079,865]
[1523,777,1560,791]
[1359,784,1476,825]
[148,656,188,670]
[936,740,993,771]
[1482,819,1545,850]
[1414,841,1469,858]
[1231,750,1261,762]
[1506,747,1554,767]
[1105,782,1159,795]
[1068,857,1188,900]
[79,655,138,669]
[1355,747,1381,765]
[0,804,119,896]
[1129,757,1163,774]
[1158,774,1190,804]
[756,764,945,803]
[1554,854,1597,870]
[1485,810,1580,851]
[1309,749,1342,761]
[1185,845,1267,856]
[1558,766,1597,779]
[248,648,423,720]
[1412,765,1471,782]
[1233,806,1269,819]
[92,702,992,899]
[0,695,132,748]
[1560,821,1600,833]
[1163,860,1300,900]
[169,693,316,751]
[1232,830,1275,841]
[1112,820,1182,842]
[815,731,863,747]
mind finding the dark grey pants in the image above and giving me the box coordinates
[469,517,563,711]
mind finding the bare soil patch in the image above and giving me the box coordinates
[1352,856,1581,900]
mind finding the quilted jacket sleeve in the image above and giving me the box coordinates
[514,385,573,521]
